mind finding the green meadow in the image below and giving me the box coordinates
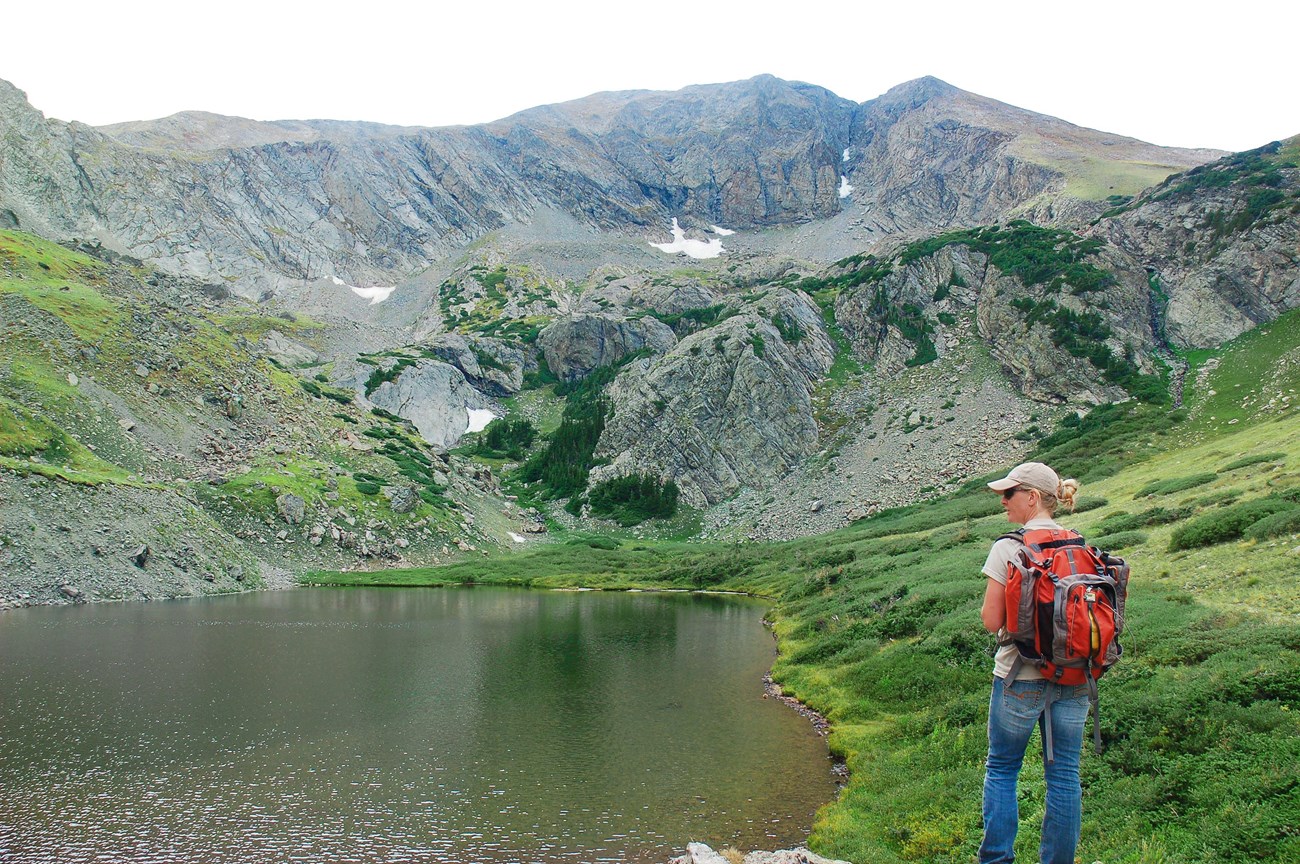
[312,310,1300,863]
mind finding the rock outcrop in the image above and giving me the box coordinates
[539,314,678,381]
[593,288,834,506]
[835,237,1158,405]
[260,329,320,367]
[423,333,527,395]
[1091,141,1300,348]
[370,362,488,450]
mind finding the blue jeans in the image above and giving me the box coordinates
[979,676,1090,864]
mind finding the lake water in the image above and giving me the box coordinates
[0,588,837,863]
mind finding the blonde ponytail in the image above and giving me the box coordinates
[1056,478,1080,513]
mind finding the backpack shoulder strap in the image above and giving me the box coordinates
[1020,527,1086,554]
[997,528,1027,544]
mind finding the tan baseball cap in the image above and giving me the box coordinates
[987,462,1060,494]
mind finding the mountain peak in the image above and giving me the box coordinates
[871,75,962,110]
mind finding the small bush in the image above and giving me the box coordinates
[1094,530,1148,550]
[1218,452,1286,473]
[1184,489,1243,509]
[1169,497,1299,550]
[565,535,619,550]
[1073,495,1108,513]
[355,481,381,496]
[1134,473,1217,497]
[796,547,858,569]
[1095,506,1191,536]
[1245,509,1300,541]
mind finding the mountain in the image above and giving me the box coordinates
[0,75,1222,299]
[1,74,1297,608]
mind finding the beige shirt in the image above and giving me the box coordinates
[982,517,1063,680]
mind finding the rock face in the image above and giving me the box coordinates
[835,238,1158,405]
[539,314,678,381]
[260,329,320,367]
[361,359,490,449]
[0,75,1220,298]
[1091,144,1300,348]
[593,288,834,506]
[423,333,526,395]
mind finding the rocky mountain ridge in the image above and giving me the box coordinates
[0,75,1223,302]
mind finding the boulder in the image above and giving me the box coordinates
[276,493,306,525]
[385,485,422,514]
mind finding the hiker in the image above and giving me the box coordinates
[978,461,1086,864]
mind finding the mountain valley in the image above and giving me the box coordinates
[0,73,1296,607]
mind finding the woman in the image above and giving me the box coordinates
[978,461,1087,864]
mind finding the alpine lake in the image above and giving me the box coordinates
[0,586,838,863]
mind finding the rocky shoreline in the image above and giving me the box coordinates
[669,842,850,864]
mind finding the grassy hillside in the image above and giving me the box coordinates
[311,310,1300,863]
[0,229,491,591]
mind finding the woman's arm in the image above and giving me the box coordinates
[981,577,1006,634]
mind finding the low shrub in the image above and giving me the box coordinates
[1095,506,1191,536]
[1169,496,1299,550]
[1072,495,1108,513]
[1245,509,1300,541]
[1134,472,1217,497]
[797,547,858,569]
[565,535,619,550]
[1218,452,1286,473]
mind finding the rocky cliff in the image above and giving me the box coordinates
[593,286,835,507]
[1091,139,1300,348]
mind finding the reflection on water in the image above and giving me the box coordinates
[0,588,836,863]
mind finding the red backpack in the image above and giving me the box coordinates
[1000,527,1129,757]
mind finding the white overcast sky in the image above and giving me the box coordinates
[4,1,1296,153]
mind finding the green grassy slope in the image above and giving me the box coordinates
[0,230,472,570]
[312,309,1300,863]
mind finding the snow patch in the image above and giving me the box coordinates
[508,532,527,544]
[838,176,854,199]
[330,276,396,305]
[650,218,725,259]
[709,225,735,236]
[465,408,495,434]
[842,147,853,162]
[352,285,397,304]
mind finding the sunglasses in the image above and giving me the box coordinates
[1001,487,1027,501]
